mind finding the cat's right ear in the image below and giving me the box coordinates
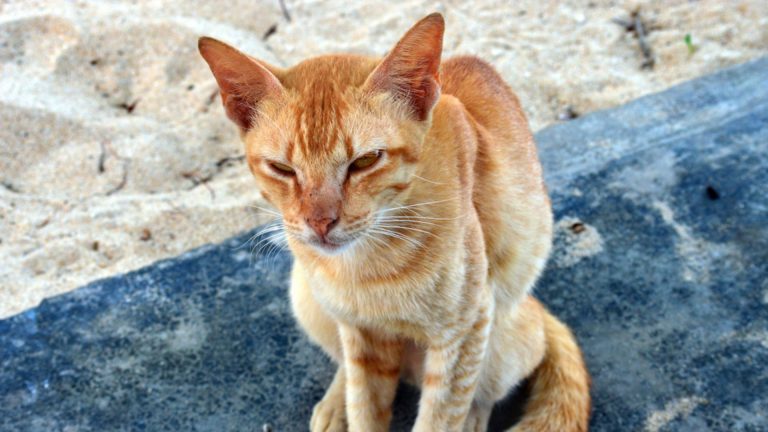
[363,13,444,121]
[198,37,284,131]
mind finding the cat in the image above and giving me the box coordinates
[199,13,590,432]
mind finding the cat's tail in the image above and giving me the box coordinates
[510,308,591,432]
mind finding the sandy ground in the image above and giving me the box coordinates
[0,0,766,319]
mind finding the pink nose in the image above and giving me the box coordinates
[307,217,339,238]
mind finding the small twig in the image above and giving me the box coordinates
[1,181,20,193]
[98,141,107,173]
[207,90,218,105]
[199,179,215,200]
[116,99,140,114]
[557,105,579,121]
[106,159,130,196]
[202,90,219,113]
[633,12,654,69]
[613,11,654,70]
[278,0,291,22]
[181,156,244,200]
[181,171,216,200]
[215,155,246,168]
[263,23,278,40]
[611,17,631,29]
[163,199,188,218]
[181,172,212,186]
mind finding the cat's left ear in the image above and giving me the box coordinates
[364,13,444,121]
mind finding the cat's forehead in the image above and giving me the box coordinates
[280,55,378,91]
[247,55,389,170]
[273,57,381,161]
[273,83,349,166]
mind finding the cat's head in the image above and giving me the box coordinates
[199,14,444,255]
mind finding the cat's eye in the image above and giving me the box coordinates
[349,150,382,172]
[269,161,296,176]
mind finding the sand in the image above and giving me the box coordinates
[1,0,766,319]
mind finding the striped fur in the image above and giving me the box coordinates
[199,13,590,432]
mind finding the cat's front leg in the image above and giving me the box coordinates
[339,324,404,432]
[413,311,491,432]
[310,366,347,432]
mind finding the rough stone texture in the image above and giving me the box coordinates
[1,57,767,431]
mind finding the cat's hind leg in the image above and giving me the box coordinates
[463,296,546,432]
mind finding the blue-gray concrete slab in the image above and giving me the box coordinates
[1,57,767,431]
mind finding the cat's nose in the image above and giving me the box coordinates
[306,216,339,238]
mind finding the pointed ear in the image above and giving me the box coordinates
[364,13,444,121]
[198,37,284,131]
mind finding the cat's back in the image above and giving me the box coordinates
[440,56,536,164]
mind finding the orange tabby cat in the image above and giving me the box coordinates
[199,13,590,432]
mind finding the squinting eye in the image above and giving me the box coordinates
[269,161,296,176]
[350,150,382,172]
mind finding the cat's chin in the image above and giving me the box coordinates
[306,237,355,256]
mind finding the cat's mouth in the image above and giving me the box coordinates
[307,235,354,254]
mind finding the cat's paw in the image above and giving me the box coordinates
[310,394,347,432]
[462,416,486,432]
[462,404,491,432]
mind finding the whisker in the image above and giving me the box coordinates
[254,224,285,236]
[375,197,459,214]
[374,217,439,227]
[235,220,284,251]
[369,227,423,248]
[412,174,444,185]
[376,224,440,239]
[235,231,261,251]
[247,204,282,217]
[362,231,389,249]
[250,225,285,243]
[255,230,287,251]
[264,235,287,267]
[356,233,374,255]
[253,231,288,267]
[251,228,286,257]
[376,207,467,224]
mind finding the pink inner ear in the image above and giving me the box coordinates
[217,67,276,130]
[365,14,444,121]
[221,92,256,130]
[199,38,283,131]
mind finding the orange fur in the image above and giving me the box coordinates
[199,12,590,432]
